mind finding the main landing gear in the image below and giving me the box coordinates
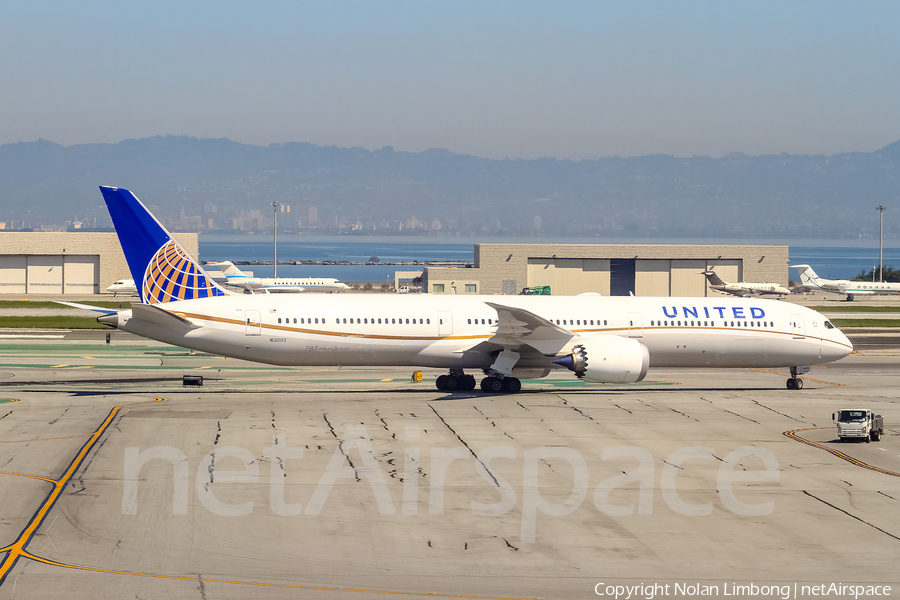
[435,370,522,393]
[435,370,477,391]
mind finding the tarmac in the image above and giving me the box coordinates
[0,318,898,599]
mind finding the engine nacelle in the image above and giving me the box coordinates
[553,335,650,383]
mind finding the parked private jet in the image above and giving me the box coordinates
[793,264,900,301]
[82,187,852,392]
[702,270,790,298]
[210,261,350,293]
[106,278,137,297]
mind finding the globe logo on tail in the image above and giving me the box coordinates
[142,240,225,303]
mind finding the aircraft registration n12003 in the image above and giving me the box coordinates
[87,186,852,393]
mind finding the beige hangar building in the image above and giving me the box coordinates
[0,232,198,295]
[423,243,789,297]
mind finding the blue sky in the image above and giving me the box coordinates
[2,1,898,159]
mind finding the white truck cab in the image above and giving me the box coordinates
[833,409,884,442]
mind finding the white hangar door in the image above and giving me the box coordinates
[2,255,101,295]
[0,255,27,294]
[63,255,100,294]
[26,256,64,294]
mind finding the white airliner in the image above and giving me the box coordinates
[106,278,137,297]
[702,270,790,298]
[83,187,852,393]
[210,261,350,293]
[793,264,900,301]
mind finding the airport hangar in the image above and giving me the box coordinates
[0,232,198,295]
[0,233,788,298]
[423,242,790,296]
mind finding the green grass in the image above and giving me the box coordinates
[810,305,900,313]
[829,318,900,328]
[0,300,131,309]
[0,316,109,329]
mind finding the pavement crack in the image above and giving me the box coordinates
[503,538,519,552]
[750,399,806,423]
[0,410,12,420]
[802,490,900,542]
[428,404,499,488]
[516,402,529,411]
[48,408,69,425]
[877,491,898,501]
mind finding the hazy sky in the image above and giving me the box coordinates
[2,1,898,159]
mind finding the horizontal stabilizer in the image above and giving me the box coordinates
[53,301,118,315]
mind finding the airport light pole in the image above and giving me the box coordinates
[876,205,886,282]
[272,201,279,278]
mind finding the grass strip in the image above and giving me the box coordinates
[0,316,108,329]
[829,318,900,328]
[0,301,132,309]
[810,305,900,313]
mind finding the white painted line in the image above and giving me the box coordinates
[0,334,65,339]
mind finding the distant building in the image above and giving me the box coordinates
[308,207,318,225]
[424,242,789,296]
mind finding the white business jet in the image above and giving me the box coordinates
[86,187,851,392]
[210,261,350,293]
[106,278,137,297]
[793,264,900,301]
[702,270,790,298]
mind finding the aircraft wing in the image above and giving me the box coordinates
[482,302,575,355]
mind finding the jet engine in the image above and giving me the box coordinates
[553,335,650,384]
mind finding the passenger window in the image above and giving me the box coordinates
[468,319,471,324]
[427,319,430,324]
[277,318,282,324]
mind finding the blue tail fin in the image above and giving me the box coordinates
[100,186,227,304]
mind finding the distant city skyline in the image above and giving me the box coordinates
[2,2,899,160]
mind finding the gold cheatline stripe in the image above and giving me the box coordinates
[783,428,900,478]
[20,552,536,600]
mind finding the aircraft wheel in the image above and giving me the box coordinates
[502,377,522,393]
[481,377,503,393]
[436,375,449,391]
[794,378,803,390]
[785,378,793,390]
[444,376,460,391]
[461,375,477,390]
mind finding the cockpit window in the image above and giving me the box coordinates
[824,321,835,329]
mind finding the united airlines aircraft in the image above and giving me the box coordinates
[91,187,852,392]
